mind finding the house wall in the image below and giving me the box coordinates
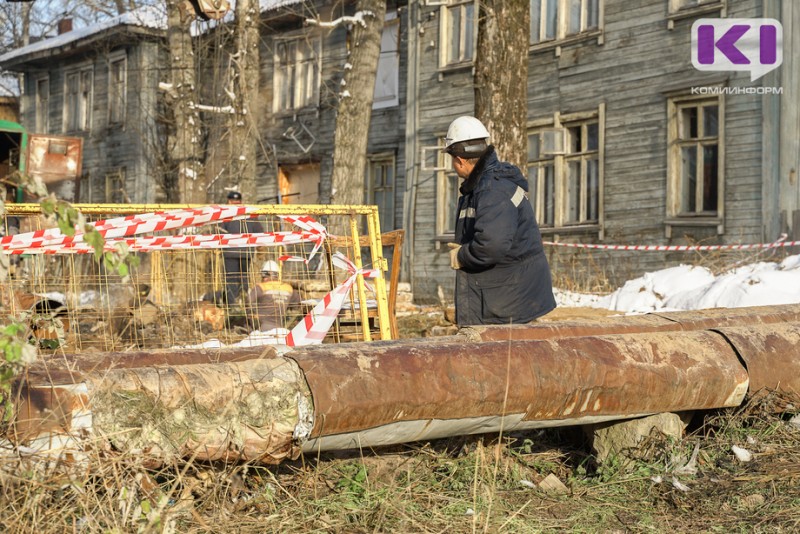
[243,1,408,230]
[410,0,771,298]
[16,33,164,204]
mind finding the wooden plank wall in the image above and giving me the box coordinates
[411,0,771,295]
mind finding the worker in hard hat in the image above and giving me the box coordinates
[219,189,263,306]
[245,259,300,332]
[444,116,556,325]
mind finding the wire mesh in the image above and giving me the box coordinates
[0,204,391,354]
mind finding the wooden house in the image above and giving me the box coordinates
[404,0,800,297]
[0,7,168,203]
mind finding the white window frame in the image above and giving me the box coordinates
[666,94,725,235]
[63,65,93,132]
[530,0,604,47]
[439,0,477,69]
[527,105,605,234]
[108,54,127,126]
[35,75,49,133]
[272,32,321,113]
[373,11,400,110]
[366,153,396,231]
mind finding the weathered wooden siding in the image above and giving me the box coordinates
[14,31,165,204]
[410,0,772,295]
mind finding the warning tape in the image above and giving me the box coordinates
[286,252,379,347]
[5,231,323,255]
[543,234,798,252]
[1,205,258,252]
[0,206,328,260]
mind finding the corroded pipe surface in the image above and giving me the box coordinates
[295,330,748,451]
[465,304,800,341]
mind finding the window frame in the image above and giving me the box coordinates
[366,153,396,232]
[63,65,93,133]
[526,105,605,236]
[35,75,49,133]
[108,53,127,126]
[434,139,460,240]
[666,94,725,236]
[529,0,604,49]
[373,11,400,110]
[272,31,321,113]
[667,0,726,29]
[438,0,477,70]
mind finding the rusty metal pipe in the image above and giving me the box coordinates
[464,304,800,341]
[5,305,800,465]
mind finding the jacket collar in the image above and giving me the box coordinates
[459,146,497,195]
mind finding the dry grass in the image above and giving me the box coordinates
[2,390,800,533]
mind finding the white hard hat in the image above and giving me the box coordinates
[261,260,280,274]
[444,116,490,148]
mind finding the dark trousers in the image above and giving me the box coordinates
[224,256,250,305]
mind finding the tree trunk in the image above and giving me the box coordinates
[474,0,530,170]
[165,0,206,204]
[231,0,260,201]
[329,0,386,218]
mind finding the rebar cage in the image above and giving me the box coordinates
[0,203,391,353]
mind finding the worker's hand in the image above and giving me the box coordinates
[447,243,461,270]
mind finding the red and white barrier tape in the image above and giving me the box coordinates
[6,231,323,255]
[286,252,379,347]
[1,205,258,252]
[543,234,797,252]
[1,207,328,262]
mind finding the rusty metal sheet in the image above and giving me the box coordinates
[465,304,800,341]
[27,134,83,202]
[715,324,800,396]
[291,330,748,441]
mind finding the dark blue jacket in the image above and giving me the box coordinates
[454,146,556,325]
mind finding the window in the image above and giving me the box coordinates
[527,132,556,227]
[373,12,399,109]
[564,121,600,224]
[35,77,49,133]
[64,67,92,132]
[435,147,460,237]
[105,168,127,203]
[527,107,604,232]
[367,155,395,231]
[109,57,126,125]
[439,1,476,68]
[667,96,723,221]
[667,0,726,27]
[669,0,723,13]
[273,34,320,112]
[530,0,601,45]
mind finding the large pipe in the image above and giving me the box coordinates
[4,305,800,465]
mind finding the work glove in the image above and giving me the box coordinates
[447,243,461,270]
